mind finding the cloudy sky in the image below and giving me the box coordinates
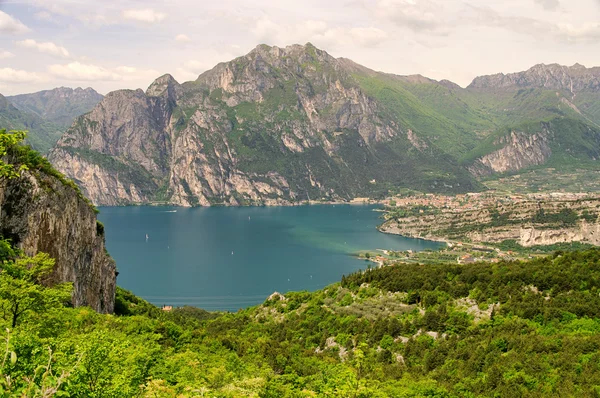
[0,0,598,95]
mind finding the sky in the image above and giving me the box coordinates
[0,0,599,95]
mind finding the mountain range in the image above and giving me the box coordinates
[8,43,600,206]
[1,87,102,153]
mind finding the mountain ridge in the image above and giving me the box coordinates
[1,87,103,153]
[47,43,600,206]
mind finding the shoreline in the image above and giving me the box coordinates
[377,223,451,246]
[96,198,388,209]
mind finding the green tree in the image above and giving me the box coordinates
[0,129,27,180]
[0,253,71,328]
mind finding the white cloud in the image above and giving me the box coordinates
[175,60,211,81]
[466,5,600,43]
[48,62,121,81]
[556,22,600,41]
[0,11,30,34]
[16,39,70,58]
[0,68,42,83]
[0,50,15,60]
[175,34,191,43]
[115,66,160,82]
[348,27,389,47]
[376,0,446,33]
[115,66,138,74]
[534,0,560,10]
[122,9,167,23]
[46,62,159,84]
[251,17,389,48]
[34,11,56,22]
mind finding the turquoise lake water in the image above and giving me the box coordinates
[98,205,442,311]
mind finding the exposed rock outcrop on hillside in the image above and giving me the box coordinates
[468,63,600,93]
[49,43,477,206]
[469,130,552,177]
[381,197,600,247]
[0,156,116,313]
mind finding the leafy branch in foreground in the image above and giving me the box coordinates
[0,129,28,180]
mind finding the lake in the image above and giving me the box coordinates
[98,205,442,311]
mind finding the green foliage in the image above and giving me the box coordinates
[532,207,579,227]
[3,230,600,396]
[0,97,63,154]
[0,131,98,212]
[95,221,104,236]
[0,129,28,179]
[0,251,71,328]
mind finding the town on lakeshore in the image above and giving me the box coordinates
[361,191,600,268]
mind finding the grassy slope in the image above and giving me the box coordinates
[353,73,494,158]
[0,95,62,154]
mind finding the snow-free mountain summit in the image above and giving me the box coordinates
[48,44,600,206]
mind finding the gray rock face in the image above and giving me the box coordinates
[0,164,116,313]
[468,63,600,93]
[49,43,476,206]
[470,130,552,177]
[381,197,600,247]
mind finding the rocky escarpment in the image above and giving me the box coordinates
[0,153,116,313]
[46,46,600,204]
[469,129,552,177]
[49,43,477,206]
[381,196,600,247]
[468,63,600,93]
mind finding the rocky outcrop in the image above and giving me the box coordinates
[468,63,600,93]
[46,46,600,206]
[48,149,150,206]
[469,130,552,176]
[381,197,600,247]
[0,157,116,313]
[520,222,600,247]
[49,43,477,206]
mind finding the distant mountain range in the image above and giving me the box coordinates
[17,43,600,206]
[0,87,102,153]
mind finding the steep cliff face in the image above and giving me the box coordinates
[0,152,116,313]
[469,130,552,176]
[381,197,600,247]
[47,46,600,204]
[49,43,477,206]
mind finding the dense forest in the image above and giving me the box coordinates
[2,237,600,396]
[2,130,600,396]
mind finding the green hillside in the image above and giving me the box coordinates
[2,133,600,396]
[2,234,600,396]
[0,94,62,153]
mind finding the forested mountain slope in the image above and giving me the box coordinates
[0,88,102,153]
[2,233,600,396]
[47,44,600,206]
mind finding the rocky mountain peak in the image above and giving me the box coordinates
[468,63,600,92]
[146,74,182,99]
[248,42,332,62]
